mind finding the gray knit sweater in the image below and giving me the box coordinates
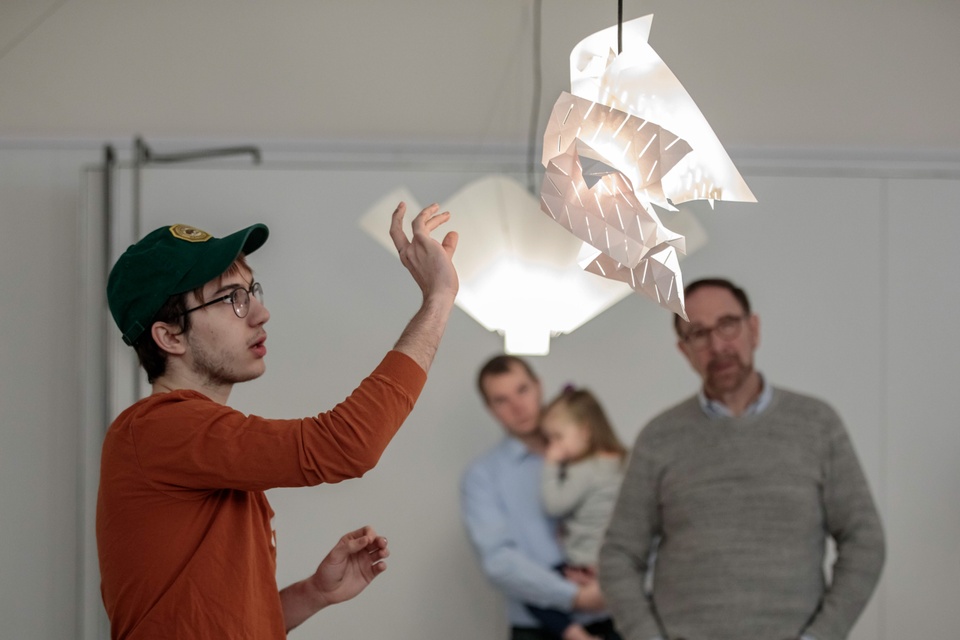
[598,388,884,640]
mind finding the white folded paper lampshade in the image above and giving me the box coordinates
[539,14,754,320]
[568,15,756,206]
[360,177,639,355]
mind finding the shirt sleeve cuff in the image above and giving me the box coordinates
[378,350,428,397]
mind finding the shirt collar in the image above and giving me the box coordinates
[502,435,538,461]
[698,373,772,419]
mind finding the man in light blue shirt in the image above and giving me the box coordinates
[461,355,617,640]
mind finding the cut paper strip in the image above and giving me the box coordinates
[542,91,693,207]
[582,243,687,320]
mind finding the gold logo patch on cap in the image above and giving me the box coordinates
[169,224,212,243]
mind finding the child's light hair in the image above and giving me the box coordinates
[542,386,627,459]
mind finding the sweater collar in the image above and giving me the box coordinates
[698,373,773,419]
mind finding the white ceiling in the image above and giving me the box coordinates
[1,0,958,156]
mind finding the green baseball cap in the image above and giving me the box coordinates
[108,222,269,345]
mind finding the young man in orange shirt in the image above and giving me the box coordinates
[97,203,458,638]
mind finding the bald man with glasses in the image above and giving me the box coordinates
[598,278,885,640]
[97,204,458,639]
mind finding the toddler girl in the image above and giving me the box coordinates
[527,386,627,640]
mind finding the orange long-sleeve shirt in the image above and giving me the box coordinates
[96,351,426,639]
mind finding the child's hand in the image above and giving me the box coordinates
[544,441,566,463]
[563,565,597,584]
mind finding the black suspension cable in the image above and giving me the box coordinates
[527,0,543,194]
[618,0,624,54]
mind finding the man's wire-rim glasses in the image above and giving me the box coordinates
[181,282,263,319]
[681,314,747,350]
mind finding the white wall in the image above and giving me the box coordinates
[52,156,958,639]
[0,146,99,638]
[883,179,960,638]
[3,142,960,639]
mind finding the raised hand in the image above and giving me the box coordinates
[389,202,460,372]
[389,202,459,303]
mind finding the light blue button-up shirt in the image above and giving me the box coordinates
[697,372,773,419]
[460,436,584,627]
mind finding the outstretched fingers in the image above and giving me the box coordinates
[411,205,448,235]
[409,204,456,261]
[390,202,451,254]
[343,526,389,567]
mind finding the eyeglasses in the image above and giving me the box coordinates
[181,282,263,319]
[681,314,746,350]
